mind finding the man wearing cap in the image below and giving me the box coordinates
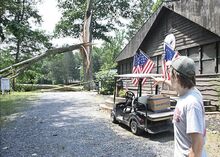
[154,56,206,157]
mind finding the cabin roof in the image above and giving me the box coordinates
[116,0,220,62]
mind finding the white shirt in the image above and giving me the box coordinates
[173,87,206,157]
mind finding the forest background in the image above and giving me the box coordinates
[0,0,162,92]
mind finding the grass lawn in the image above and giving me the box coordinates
[0,92,39,125]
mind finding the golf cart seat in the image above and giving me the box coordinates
[124,91,135,106]
[123,106,132,113]
[138,96,148,105]
[132,96,149,111]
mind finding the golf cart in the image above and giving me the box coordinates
[111,73,174,135]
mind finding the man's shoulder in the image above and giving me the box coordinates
[186,88,202,102]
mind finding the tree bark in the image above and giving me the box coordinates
[13,0,25,89]
[12,39,21,89]
[81,0,93,90]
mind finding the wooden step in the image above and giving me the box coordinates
[108,95,126,102]
[105,100,114,106]
[99,104,113,113]
[203,100,211,106]
[205,105,218,112]
[205,111,220,115]
[105,97,126,105]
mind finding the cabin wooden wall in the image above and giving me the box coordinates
[118,9,220,75]
[118,41,220,75]
[119,41,220,106]
[119,76,220,107]
[118,58,133,75]
[119,78,157,97]
[117,9,220,107]
[196,76,220,106]
[118,41,220,107]
[160,75,220,107]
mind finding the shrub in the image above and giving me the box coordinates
[14,84,37,92]
[118,89,126,97]
[95,69,117,95]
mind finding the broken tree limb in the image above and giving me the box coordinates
[9,63,32,79]
[0,42,91,75]
[80,45,90,71]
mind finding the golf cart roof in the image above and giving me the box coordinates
[115,73,163,78]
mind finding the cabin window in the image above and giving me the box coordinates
[124,62,127,74]
[123,62,128,74]
[151,56,157,73]
[217,42,220,73]
[120,63,123,74]
[179,42,218,75]
[126,62,129,74]
[178,49,187,56]
[130,61,133,73]
[202,43,216,74]
[188,46,200,74]
[158,55,163,74]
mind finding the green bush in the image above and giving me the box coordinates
[14,84,37,92]
[118,89,126,97]
[96,69,117,95]
[100,88,112,95]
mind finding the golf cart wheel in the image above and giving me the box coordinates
[111,112,117,123]
[130,120,142,135]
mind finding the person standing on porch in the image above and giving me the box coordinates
[154,56,206,157]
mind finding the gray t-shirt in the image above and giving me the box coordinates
[173,87,206,157]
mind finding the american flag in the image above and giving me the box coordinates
[132,50,155,85]
[162,43,179,80]
[132,53,141,85]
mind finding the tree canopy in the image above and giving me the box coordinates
[0,0,162,89]
[127,0,154,38]
[0,0,51,63]
[55,0,133,41]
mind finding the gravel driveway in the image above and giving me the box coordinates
[0,92,174,157]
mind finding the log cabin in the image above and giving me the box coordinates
[115,0,220,109]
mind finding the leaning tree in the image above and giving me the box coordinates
[55,0,136,90]
[0,43,91,79]
[0,0,52,87]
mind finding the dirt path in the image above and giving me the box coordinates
[0,92,174,157]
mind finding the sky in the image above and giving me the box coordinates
[37,0,157,47]
[37,0,60,33]
[37,0,81,47]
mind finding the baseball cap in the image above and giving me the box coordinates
[171,56,195,78]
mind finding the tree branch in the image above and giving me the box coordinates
[0,42,91,74]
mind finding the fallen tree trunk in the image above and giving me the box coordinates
[0,43,90,76]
